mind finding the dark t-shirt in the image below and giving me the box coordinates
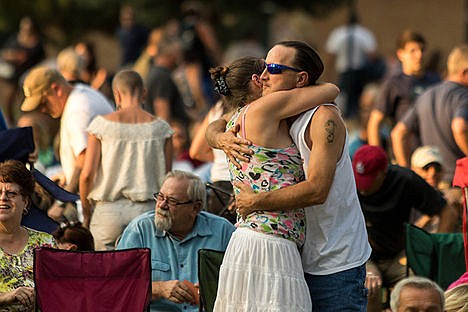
[358,165,446,260]
[375,72,440,123]
[144,65,189,124]
[2,34,45,82]
[401,81,468,183]
[116,24,149,66]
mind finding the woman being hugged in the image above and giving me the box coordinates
[211,56,338,311]
[0,160,56,311]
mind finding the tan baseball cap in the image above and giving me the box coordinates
[21,66,62,112]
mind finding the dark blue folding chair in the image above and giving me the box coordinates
[0,127,79,233]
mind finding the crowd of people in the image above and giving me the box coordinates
[0,4,467,312]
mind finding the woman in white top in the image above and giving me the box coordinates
[79,70,173,250]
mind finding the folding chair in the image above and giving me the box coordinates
[205,182,236,224]
[0,126,79,233]
[198,249,225,312]
[34,247,151,312]
[405,223,466,289]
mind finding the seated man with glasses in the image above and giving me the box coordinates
[117,170,235,312]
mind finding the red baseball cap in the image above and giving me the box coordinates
[352,145,388,191]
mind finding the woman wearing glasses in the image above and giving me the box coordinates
[79,70,173,251]
[0,160,56,311]
[210,56,338,311]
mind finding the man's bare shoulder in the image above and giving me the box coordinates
[310,105,344,127]
[309,104,346,150]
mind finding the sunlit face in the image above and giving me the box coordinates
[397,41,425,75]
[411,163,442,188]
[0,182,28,225]
[261,45,301,96]
[154,177,199,237]
[397,286,442,312]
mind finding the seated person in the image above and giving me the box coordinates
[445,283,468,312]
[390,276,444,312]
[410,145,462,232]
[352,145,456,311]
[117,170,235,311]
[52,221,94,251]
[0,160,57,311]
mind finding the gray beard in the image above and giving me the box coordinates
[154,210,172,232]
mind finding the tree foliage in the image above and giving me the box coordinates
[0,0,350,46]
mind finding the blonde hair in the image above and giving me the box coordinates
[445,284,468,312]
[447,45,468,76]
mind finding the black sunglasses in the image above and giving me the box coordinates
[265,63,302,74]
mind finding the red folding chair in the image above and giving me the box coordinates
[34,247,151,312]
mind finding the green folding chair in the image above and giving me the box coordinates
[405,223,466,289]
[198,249,224,312]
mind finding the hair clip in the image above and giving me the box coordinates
[214,76,231,96]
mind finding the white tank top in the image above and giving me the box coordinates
[289,105,371,275]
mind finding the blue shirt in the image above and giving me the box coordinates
[117,211,235,312]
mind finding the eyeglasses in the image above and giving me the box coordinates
[265,63,302,75]
[153,192,193,207]
[0,190,20,199]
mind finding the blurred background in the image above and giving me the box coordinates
[0,0,465,77]
[0,0,466,127]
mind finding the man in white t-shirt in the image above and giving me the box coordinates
[207,41,371,311]
[21,66,113,220]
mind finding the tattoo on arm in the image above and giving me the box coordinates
[325,119,336,143]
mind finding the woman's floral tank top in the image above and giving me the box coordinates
[226,106,306,247]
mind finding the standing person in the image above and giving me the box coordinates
[116,5,149,67]
[20,66,113,221]
[178,1,223,118]
[367,30,440,147]
[326,9,377,119]
[79,70,173,250]
[143,36,189,126]
[117,171,235,312]
[391,45,468,185]
[1,16,45,125]
[207,41,371,311]
[390,276,444,312]
[0,160,56,311]
[207,52,340,310]
[56,47,85,85]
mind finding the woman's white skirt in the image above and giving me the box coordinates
[213,228,312,312]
